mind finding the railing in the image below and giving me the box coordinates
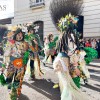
[30,0,45,8]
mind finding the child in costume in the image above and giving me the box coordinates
[43,33,58,64]
[1,28,29,100]
[48,34,58,63]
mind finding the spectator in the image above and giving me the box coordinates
[85,40,91,47]
[80,39,85,47]
[91,39,96,49]
[96,39,100,59]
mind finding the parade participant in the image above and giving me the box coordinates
[0,27,17,86]
[48,33,57,63]
[78,47,98,84]
[3,31,15,68]
[25,25,43,79]
[1,28,29,100]
[53,33,88,100]
[43,33,58,64]
[50,0,89,99]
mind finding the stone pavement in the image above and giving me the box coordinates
[80,59,100,100]
[0,59,100,100]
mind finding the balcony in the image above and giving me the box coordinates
[30,0,45,9]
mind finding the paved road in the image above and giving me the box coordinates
[0,58,100,100]
[81,59,100,100]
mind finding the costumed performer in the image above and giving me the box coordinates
[50,0,89,99]
[1,28,29,100]
[25,25,43,80]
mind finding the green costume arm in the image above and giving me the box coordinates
[0,64,6,85]
[25,34,43,49]
[48,36,58,49]
[23,50,30,65]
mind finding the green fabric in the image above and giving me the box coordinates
[72,77,80,88]
[23,51,30,65]
[84,47,98,64]
[0,73,6,85]
[2,64,6,68]
[25,34,43,49]
[48,36,58,49]
[10,87,17,100]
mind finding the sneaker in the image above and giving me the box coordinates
[53,84,59,89]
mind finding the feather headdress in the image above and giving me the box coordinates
[50,0,84,29]
[50,0,84,52]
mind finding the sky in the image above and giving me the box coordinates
[0,0,14,19]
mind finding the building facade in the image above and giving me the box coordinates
[12,0,100,38]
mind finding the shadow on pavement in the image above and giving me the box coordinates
[18,93,30,100]
[89,69,100,74]
[90,75,100,82]
[95,84,100,87]
[81,84,100,92]
[88,64,100,68]
[23,79,60,100]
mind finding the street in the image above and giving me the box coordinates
[0,58,100,100]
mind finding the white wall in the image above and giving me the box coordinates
[83,0,100,37]
[12,0,100,38]
[12,0,58,36]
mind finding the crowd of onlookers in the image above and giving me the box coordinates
[80,38,100,59]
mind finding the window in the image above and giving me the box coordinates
[30,0,45,8]
[36,0,39,3]
[36,0,43,3]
